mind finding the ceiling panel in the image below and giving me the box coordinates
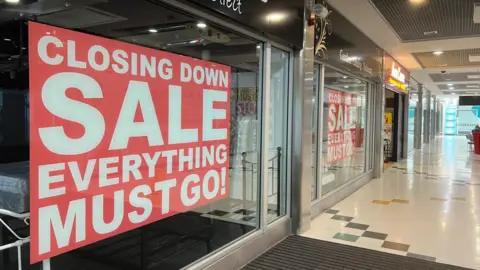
[437,83,480,90]
[441,90,480,95]
[429,72,480,82]
[371,0,480,42]
[413,49,480,68]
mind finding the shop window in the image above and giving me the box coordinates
[267,47,289,222]
[321,68,368,195]
[0,1,264,269]
[311,65,320,201]
[408,92,417,153]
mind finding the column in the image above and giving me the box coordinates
[430,96,436,140]
[403,93,410,158]
[373,83,385,178]
[415,83,423,149]
[424,89,431,143]
[290,0,314,234]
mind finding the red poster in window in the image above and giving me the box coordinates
[28,22,231,263]
[326,89,358,164]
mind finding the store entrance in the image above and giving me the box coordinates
[384,89,405,166]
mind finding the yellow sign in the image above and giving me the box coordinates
[384,112,393,125]
[388,77,407,91]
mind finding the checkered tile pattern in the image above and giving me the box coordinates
[326,209,419,257]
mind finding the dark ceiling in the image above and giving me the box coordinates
[413,49,480,68]
[371,0,480,42]
[0,0,264,90]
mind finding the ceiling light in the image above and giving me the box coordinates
[409,0,426,4]
[3,38,11,41]
[344,86,349,88]
[148,29,158,33]
[197,22,207,28]
[5,0,20,3]
[343,76,347,79]
[447,83,453,86]
[467,75,480,79]
[474,3,480,23]
[449,87,454,90]
[469,54,480,62]
[451,93,456,95]
[256,45,261,49]
[433,51,444,55]
[467,85,479,88]
[266,12,288,23]
[423,30,438,36]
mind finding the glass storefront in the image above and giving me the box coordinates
[408,95,418,153]
[407,79,418,153]
[0,1,292,269]
[311,65,320,200]
[267,47,290,221]
[320,67,368,196]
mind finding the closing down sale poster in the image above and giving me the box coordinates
[327,89,358,164]
[29,22,231,263]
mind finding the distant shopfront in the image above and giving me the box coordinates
[383,54,410,163]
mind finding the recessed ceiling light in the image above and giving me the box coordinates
[266,12,288,23]
[409,0,426,4]
[3,38,11,41]
[433,51,444,55]
[5,0,20,3]
[451,93,456,95]
[343,76,348,79]
[449,87,454,90]
[256,45,261,49]
[148,29,158,33]
[197,22,207,28]
[447,83,453,86]
[344,86,349,88]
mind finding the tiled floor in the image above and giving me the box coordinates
[303,136,480,269]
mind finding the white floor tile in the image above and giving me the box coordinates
[303,136,480,269]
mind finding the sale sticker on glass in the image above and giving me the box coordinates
[327,89,358,164]
[29,22,231,263]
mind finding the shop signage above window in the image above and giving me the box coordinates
[314,4,383,82]
[29,22,231,263]
[339,50,373,76]
[384,55,410,93]
[187,0,304,47]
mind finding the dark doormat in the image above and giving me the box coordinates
[242,235,471,270]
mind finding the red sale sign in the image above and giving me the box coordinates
[327,89,358,164]
[29,22,231,263]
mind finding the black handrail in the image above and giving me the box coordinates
[240,147,282,216]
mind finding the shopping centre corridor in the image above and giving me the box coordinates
[300,136,479,269]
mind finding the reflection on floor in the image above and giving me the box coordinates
[303,136,480,269]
